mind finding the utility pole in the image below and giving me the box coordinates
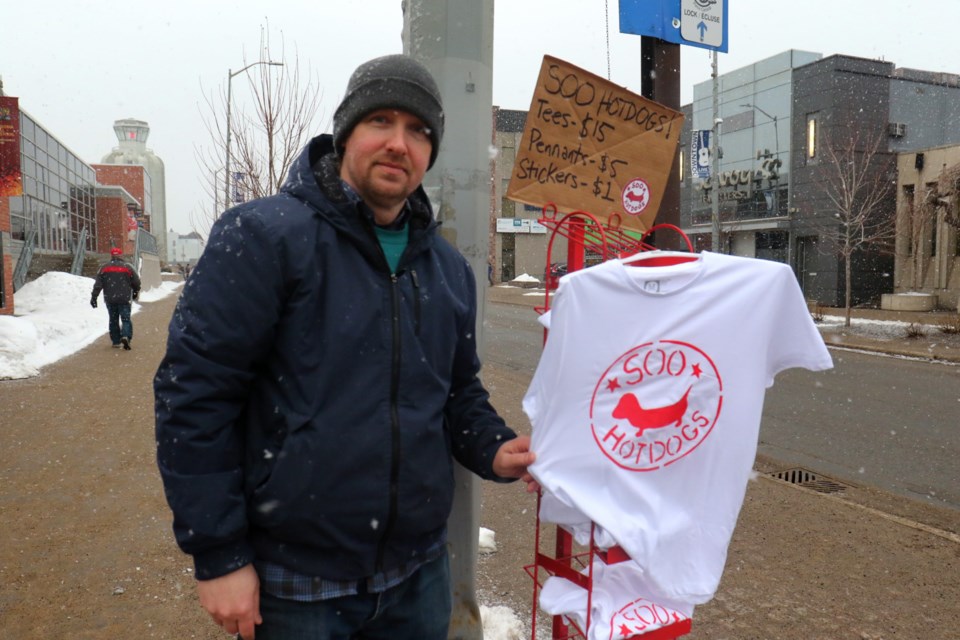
[403,1,494,638]
[711,50,722,252]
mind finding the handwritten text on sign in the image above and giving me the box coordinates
[506,56,684,232]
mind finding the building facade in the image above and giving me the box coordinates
[1,97,99,314]
[100,119,167,260]
[0,95,165,315]
[680,51,960,307]
[93,185,141,256]
[166,229,205,268]
[93,164,152,240]
[894,144,960,309]
[5,105,99,255]
[491,107,551,284]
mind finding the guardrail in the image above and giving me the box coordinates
[134,227,158,271]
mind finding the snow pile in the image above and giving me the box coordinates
[479,526,497,554]
[481,605,526,640]
[0,272,181,380]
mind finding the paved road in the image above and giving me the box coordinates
[482,298,960,512]
[762,351,960,511]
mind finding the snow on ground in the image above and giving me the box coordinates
[481,605,527,640]
[480,526,497,553]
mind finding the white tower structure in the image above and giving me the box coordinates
[101,118,167,259]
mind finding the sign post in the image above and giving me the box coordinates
[618,0,728,246]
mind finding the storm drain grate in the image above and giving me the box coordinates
[769,468,849,494]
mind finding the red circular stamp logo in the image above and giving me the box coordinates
[590,340,723,471]
[621,178,651,216]
[610,597,690,637]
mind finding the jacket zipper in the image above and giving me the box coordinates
[410,269,421,337]
[376,273,403,572]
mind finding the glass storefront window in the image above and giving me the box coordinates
[756,230,789,263]
[9,117,98,254]
[21,115,35,141]
[10,197,26,241]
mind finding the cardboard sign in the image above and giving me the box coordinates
[506,56,684,232]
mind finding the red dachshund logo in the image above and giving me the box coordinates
[621,178,651,215]
[612,386,692,437]
[591,341,723,471]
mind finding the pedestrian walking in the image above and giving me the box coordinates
[154,54,537,640]
[90,247,140,350]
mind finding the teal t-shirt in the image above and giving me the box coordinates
[374,225,409,274]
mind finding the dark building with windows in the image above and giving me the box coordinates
[679,51,960,307]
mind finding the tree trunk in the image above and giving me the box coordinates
[844,253,853,327]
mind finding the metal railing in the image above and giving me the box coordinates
[133,228,158,272]
[12,227,37,292]
[70,226,88,276]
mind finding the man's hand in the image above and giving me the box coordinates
[90,298,97,309]
[197,564,262,639]
[132,291,139,301]
[492,435,540,493]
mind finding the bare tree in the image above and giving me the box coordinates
[193,24,323,236]
[814,128,896,326]
[937,161,960,233]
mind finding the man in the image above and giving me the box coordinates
[91,246,140,350]
[154,54,536,639]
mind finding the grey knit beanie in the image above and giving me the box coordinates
[333,54,445,168]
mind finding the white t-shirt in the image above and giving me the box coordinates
[524,252,833,604]
[539,556,694,640]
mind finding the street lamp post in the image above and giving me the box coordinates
[742,102,783,216]
[225,61,283,213]
[741,102,779,161]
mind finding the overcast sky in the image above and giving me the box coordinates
[2,0,956,236]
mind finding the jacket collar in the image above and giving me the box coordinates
[282,134,435,232]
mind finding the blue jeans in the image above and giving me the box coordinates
[105,303,133,345]
[254,553,451,640]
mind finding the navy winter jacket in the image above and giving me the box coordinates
[155,135,517,581]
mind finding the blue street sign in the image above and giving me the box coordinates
[619,0,728,53]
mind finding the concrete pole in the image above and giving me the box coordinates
[402,1,494,639]
[711,50,722,252]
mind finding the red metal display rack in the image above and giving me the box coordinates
[524,493,693,640]
[534,204,692,317]
[525,205,694,640]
